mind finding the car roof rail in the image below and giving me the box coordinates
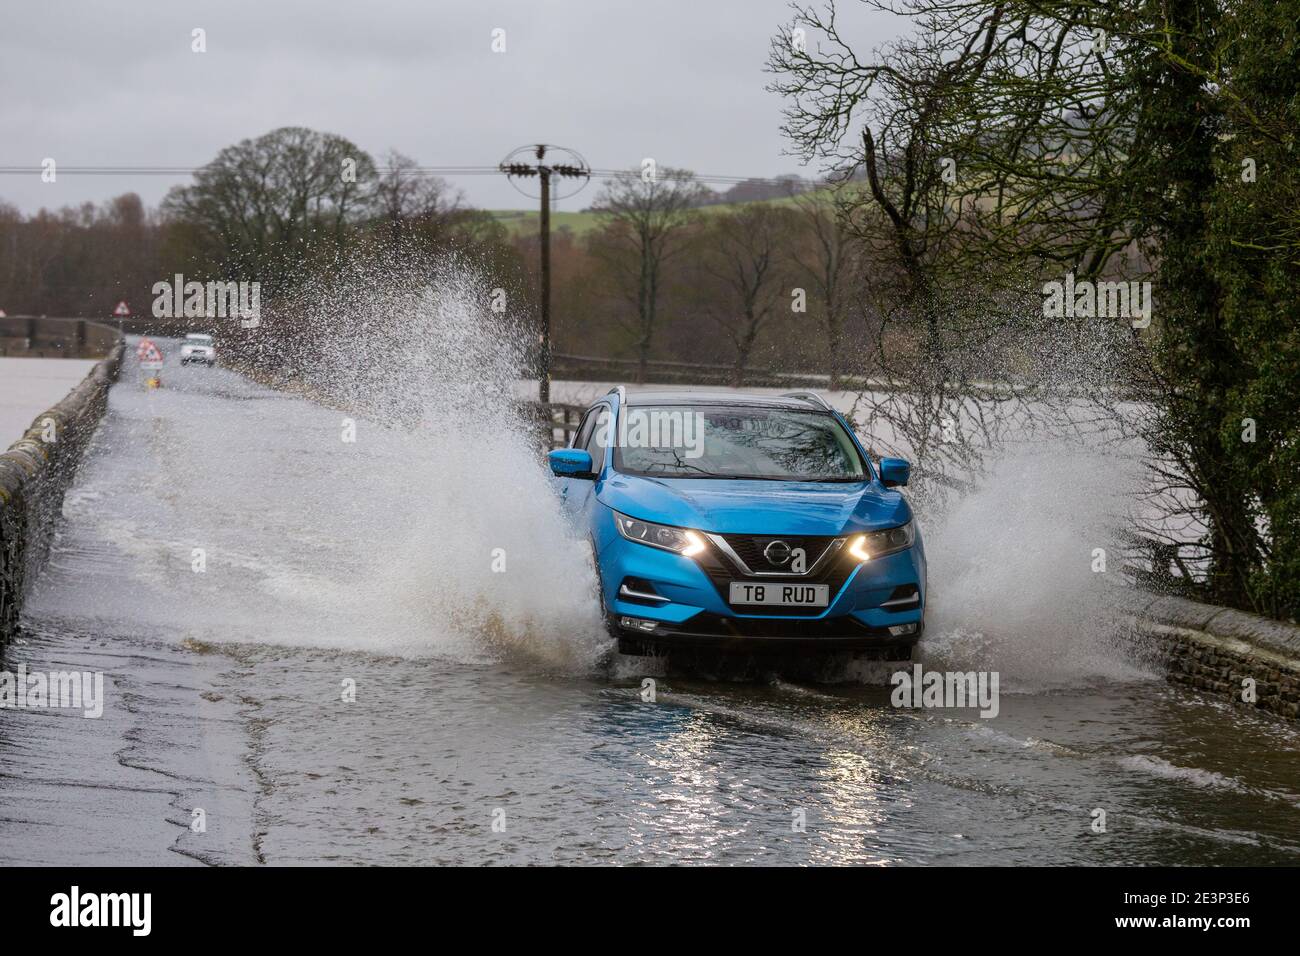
[606,385,627,406]
[780,390,832,411]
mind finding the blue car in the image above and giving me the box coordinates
[548,388,926,659]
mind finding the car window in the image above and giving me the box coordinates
[613,405,866,481]
[571,407,598,450]
[586,406,611,473]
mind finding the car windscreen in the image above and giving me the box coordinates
[612,405,867,481]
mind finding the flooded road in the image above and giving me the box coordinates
[2,344,1298,865]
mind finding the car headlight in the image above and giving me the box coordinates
[847,521,915,562]
[613,511,706,557]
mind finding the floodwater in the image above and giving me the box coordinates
[1,343,1297,865]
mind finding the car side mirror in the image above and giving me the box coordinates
[879,457,911,487]
[549,448,595,479]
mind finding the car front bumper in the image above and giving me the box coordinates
[613,613,923,656]
[596,517,926,654]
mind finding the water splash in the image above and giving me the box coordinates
[23,250,609,670]
[917,438,1155,689]
[31,248,1153,683]
[269,251,610,670]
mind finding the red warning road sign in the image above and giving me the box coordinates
[136,337,163,368]
[113,301,131,317]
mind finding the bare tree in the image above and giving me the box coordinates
[697,203,797,387]
[161,126,377,288]
[767,2,1140,502]
[589,169,706,382]
[370,150,462,246]
[789,191,860,389]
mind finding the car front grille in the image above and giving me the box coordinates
[718,534,836,572]
[697,536,857,616]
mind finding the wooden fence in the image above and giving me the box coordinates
[550,352,841,389]
[523,402,586,450]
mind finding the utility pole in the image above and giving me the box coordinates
[539,161,550,402]
[499,144,589,404]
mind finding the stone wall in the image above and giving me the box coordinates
[1120,591,1300,720]
[0,316,120,358]
[0,340,123,640]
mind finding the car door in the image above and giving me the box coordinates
[560,404,609,521]
[557,405,598,520]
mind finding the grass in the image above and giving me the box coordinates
[489,187,841,238]
[488,209,604,237]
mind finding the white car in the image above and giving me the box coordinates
[180,333,216,367]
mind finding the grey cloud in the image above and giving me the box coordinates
[0,0,898,214]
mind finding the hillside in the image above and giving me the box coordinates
[488,187,837,237]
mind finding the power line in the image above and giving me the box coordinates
[0,164,818,188]
[0,165,505,176]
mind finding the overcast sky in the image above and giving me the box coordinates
[1,0,900,215]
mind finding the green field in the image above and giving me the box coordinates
[489,208,604,237]
[489,187,838,238]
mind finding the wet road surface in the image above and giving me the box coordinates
[2,346,1297,865]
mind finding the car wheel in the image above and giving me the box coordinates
[588,540,620,640]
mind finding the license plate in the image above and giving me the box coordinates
[728,582,829,607]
